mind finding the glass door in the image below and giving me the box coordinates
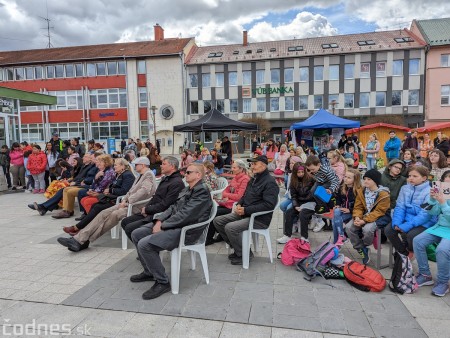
[0,113,19,147]
[0,115,5,146]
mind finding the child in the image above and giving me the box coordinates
[279,156,302,213]
[385,166,435,258]
[401,148,422,176]
[327,149,347,183]
[27,145,48,193]
[23,150,34,192]
[332,169,362,245]
[345,145,359,169]
[346,169,391,264]
[413,170,450,296]
[277,162,315,244]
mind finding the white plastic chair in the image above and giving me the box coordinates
[210,176,228,199]
[110,196,153,250]
[241,196,280,269]
[169,201,217,294]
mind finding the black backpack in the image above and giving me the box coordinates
[388,252,418,294]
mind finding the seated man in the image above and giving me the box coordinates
[130,163,212,299]
[56,157,157,252]
[213,155,279,265]
[121,156,185,240]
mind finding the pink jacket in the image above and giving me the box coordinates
[276,151,290,171]
[9,149,24,166]
[332,162,346,183]
[220,172,251,209]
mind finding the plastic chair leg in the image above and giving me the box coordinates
[198,249,210,284]
[264,232,273,263]
[242,230,250,269]
[190,251,197,270]
[252,233,259,253]
[171,248,181,294]
[121,229,128,250]
[111,226,117,239]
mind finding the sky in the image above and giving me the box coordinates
[0,0,449,51]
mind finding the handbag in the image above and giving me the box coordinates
[97,193,118,204]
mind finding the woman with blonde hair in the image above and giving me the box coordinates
[295,146,307,162]
[327,149,347,183]
[140,144,150,157]
[364,133,380,170]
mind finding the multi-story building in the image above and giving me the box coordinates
[0,25,195,153]
[410,18,450,125]
[185,30,426,144]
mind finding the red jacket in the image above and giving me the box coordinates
[27,151,47,175]
[220,172,251,209]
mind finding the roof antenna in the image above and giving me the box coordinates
[39,0,54,48]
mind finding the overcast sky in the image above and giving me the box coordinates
[0,0,449,51]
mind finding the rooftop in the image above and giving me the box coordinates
[414,17,450,46]
[0,38,193,66]
[186,29,425,65]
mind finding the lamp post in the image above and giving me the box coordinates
[150,105,157,147]
[330,99,337,115]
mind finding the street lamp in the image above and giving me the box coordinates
[150,105,157,146]
[330,99,337,115]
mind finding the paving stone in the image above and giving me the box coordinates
[319,308,347,334]
[182,304,228,321]
[73,309,135,338]
[61,285,100,306]
[79,288,118,308]
[249,301,273,326]
[399,295,450,320]
[0,301,57,324]
[161,294,190,316]
[219,322,271,337]
[225,299,252,323]
[366,312,421,329]
[341,309,374,337]
[36,305,94,331]
[273,302,319,318]
[116,312,177,338]
[168,317,223,338]
[272,314,323,332]
[416,317,450,338]
[271,327,323,338]
[371,325,428,338]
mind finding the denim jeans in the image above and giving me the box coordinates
[413,232,450,284]
[280,198,292,212]
[332,208,353,243]
[366,157,376,170]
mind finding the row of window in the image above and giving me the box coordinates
[189,59,420,88]
[0,61,127,82]
[190,90,420,114]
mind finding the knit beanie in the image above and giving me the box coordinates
[363,169,382,186]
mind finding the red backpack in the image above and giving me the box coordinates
[278,238,311,266]
[343,261,386,292]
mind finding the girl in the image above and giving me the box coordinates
[140,144,150,157]
[9,142,25,190]
[277,162,315,244]
[67,146,80,167]
[264,139,278,162]
[279,156,303,213]
[413,170,450,296]
[211,148,224,175]
[401,148,422,175]
[45,142,59,185]
[385,166,434,258]
[327,149,347,183]
[427,149,448,182]
[295,146,307,163]
[419,133,433,159]
[332,169,361,245]
[180,150,193,172]
[148,147,162,176]
[364,133,380,170]
[199,148,212,163]
[71,137,84,156]
[27,145,48,193]
[203,161,219,191]
[274,144,290,187]
[23,150,34,192]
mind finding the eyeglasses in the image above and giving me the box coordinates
[185,170,199,175]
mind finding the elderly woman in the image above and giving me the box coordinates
[205,159,251,245]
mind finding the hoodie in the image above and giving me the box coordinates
[353,186,390,224]
[27,151,48,175]
[380,159,407,209]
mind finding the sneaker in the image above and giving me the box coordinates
[335,235,348,247]
[416,274,434,287]
[308,217,317,230]
[358,247,371,265]
[39,189,45,193]
[277,235,291,244]
[312,219,326,232]
[300,236,309,242]
[33,189,39,194]
[432,282,449,297]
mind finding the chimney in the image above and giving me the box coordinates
[154,24,164,41]
[243,31,248,46]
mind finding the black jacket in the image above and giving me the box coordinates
[336,186,356,211]
[238,169,279,225]
[109,170,135,197]
[213,155,224,170]
[73,163,98,186]
[436,140,450,156]
[221,140,232,156]
[144,171,185,217]
[290,179,314,208]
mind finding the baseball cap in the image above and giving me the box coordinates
[247,155,268,165]
[132,157,150,166]
[52,132,58,136]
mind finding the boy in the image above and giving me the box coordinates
[346,169,391,264]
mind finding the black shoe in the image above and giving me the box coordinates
[34,202,48,216]
[12,187,17,190]
[28,203,36,210]
[142,281,171,300]
[205,239,215,246]
[213,235,224,243]
[57,237,82,252]
[230,250,254,265]
[130,271,155,283]
[70,240,89,252]
[228,252,238,260]
[75,213,86,221]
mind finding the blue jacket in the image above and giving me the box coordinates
[392,181,436,232]
[383,137,402,159]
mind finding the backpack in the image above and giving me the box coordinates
[388,252,418,294]
[343,261,386,292]
[296,241,337,281]
[277,238,311,266]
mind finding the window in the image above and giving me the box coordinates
[284,68,293,83]
[393,60,403,76]
[242,71,251,85]
[0,69,3,81]
[107,62,117,75]
[189,74,198,88]
[360,63,370,78]
[300,67,309,82]
[190,101,199,114]
[288,46,303,52]
[118,61,126,75]
[257,98,266,112]
[137,60,146,74]
[91,121,128,140]
[25,67,34,80]
[48,90,84,110]
[409,59,420,75]
[55,64,64,78]
[46,66,55,79]
[86,63,96,77]
[344,64,354,79]
[138,87,147,107]
[392,90,402,106]
[243,98,252,113]
[256,70,265,85]
[314,66,323,81]
[229,71,237,86]
[376,92,386,107]
[229,99,238,113]
[329,94,339,109]
[89,88,127,109]
[21,123,45,142]
[270,98,279,111]
[15,68,24,80]
[202,74,210,87]
[270,69,280,84]
[5,68,13,81]
[314,95,323,109]
[285,97,294,111]
[344,94,354,108]
[322,43,338,49]
[441,55,450,67]
[216,100,224,113]
[207,52,223,58]
[65,64,74,78]
[394,37,414,43]
[75,64,83,77]
[357,40,376,46]
[376,62,386,77]
[329,65,339,80]
[299,96,308,110]
[359,93,370,108]
[34,66,43,79]
[215,73,224,87]
[203,100,211,113]
[408,90,419,105]
[442,85,450,105]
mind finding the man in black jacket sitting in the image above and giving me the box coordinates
[214,155,279,265]
[121,156,185,240]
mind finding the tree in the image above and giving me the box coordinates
[239,116,272,150]
[364,115,405,126]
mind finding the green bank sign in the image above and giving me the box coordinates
[252,86,293,95]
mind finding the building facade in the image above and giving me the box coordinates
[185,30,426,143]
[0,25,194,154]
[410,18,450,125]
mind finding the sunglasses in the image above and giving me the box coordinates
[185,170,198,175]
